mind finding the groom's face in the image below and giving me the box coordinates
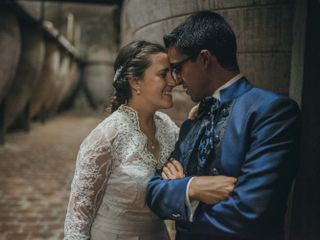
[168,47,208,102]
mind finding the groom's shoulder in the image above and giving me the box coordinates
[234,86,300,124]
[239,85,298,110]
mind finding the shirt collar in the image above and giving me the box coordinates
[213,73,243,100]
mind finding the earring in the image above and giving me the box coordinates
[136,89,141,95]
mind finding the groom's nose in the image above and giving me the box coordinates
[168,74,182,87]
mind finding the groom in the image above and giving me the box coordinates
[146,11,300,240]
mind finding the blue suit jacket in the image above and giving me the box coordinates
[146,78,300,240]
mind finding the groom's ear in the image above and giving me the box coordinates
[199,49,212,69]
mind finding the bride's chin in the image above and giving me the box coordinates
[154,97,173,109]
[163,100,173,109]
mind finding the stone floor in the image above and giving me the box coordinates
[0,112,104,240]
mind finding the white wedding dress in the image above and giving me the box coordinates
[64,105,179,240]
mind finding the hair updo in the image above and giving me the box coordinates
[109,40,166,112]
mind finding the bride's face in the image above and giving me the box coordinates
[138,53,175,110]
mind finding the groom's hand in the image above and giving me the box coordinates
[189,176,237,205]
[162,159,185,179]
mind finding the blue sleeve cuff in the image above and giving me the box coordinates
[147,171,192,221]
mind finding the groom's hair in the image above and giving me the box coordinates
[164,11,239,71]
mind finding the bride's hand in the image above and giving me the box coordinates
[162,159,185,179]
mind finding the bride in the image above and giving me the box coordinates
[64,40,178,240]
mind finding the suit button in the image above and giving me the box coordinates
[222,108,229,117]
[214,134,220,144]
[211,168,219,175]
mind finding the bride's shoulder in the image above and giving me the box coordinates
[155,111,171,121]
[155,111,178,129]
[98,108,134,134]
[98,111,124,131]
[84,111,122,141]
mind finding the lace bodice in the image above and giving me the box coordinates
[64,105,179,239]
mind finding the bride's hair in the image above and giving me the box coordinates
[109,40,166,112]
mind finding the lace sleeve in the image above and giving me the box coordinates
[64,124,117,240]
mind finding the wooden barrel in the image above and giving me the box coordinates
[0,9,21,102]
[121,0,294,123]
[75,7,117,109]
[31,40,60,118]
[5,25,45,128]
[55,58,79,111]
[84,49,115,107]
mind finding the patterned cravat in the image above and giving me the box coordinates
[196,96,220,175]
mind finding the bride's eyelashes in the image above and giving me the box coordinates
[157,68,170,79]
